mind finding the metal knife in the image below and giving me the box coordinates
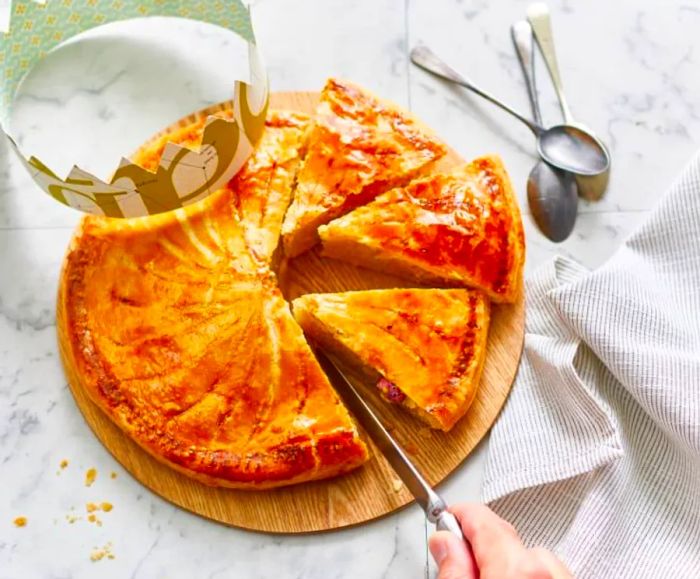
[314,348,466,541]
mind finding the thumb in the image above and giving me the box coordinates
[429,531,477,579]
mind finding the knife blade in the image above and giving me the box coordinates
[314,348,465,541]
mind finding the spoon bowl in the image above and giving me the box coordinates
[537,124,610,177]
[527,162,578,242]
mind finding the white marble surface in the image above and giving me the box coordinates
[0,0,697,577]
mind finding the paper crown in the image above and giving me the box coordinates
[0,0,269,218]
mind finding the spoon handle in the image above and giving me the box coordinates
[527,3,573,123]
[410,45,541,135]
[511,21,542,126]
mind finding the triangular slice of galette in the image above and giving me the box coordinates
[292,288,490,431]
[319,155,525,303]
[281,78,447,257]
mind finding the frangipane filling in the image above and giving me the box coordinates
[376,377,406,404]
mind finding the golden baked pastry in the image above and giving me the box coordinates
[293,289,490,431]
[319,156,525,303]
[132,109,309,265]
[281,79,447,257]
[59,183,368,490]
[229,111,309,264]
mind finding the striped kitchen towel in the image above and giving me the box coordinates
[482,154,700,578]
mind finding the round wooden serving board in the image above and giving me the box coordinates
[57,91,525,534]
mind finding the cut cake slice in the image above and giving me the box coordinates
[319,155,525,303]
[293,288,490,431]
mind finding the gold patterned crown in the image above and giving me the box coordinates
[0,0,269,217]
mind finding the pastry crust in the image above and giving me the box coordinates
[229,112,309,264]
[319,156,525,303]
[293,289,490,432]
[132,109,310,265]
[59,150,368,490]
[281,78,447,257]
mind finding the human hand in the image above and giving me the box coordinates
[429,503,572,579]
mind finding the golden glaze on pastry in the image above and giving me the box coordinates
[59,184,368,490]
[229,111,309,263]
[319,156,525,303]
[281,79,447,257]
[132,110,309,265]
[293,289,490,431]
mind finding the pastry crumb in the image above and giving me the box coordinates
[392,479,403,492]
[66,514,80,524]
[84,501,111,522]
[85,468,97,487]
[87,501,113,512]
[110,471,117,479]
[90,542,114,562]
[13,516,27,527]
[60,459,69,469]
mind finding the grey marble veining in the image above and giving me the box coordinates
[0,0,694,577]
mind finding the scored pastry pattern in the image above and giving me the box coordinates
[292,289,491,432]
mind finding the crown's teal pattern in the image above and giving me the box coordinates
[0,0,270,218]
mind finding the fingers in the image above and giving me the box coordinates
[429,531,478,579]
[449,503,525,572]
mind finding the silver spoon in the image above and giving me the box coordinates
[512,20,578,242]
[527,3,610,200]
[410,45,610,177]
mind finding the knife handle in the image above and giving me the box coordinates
[436,510,465,541]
